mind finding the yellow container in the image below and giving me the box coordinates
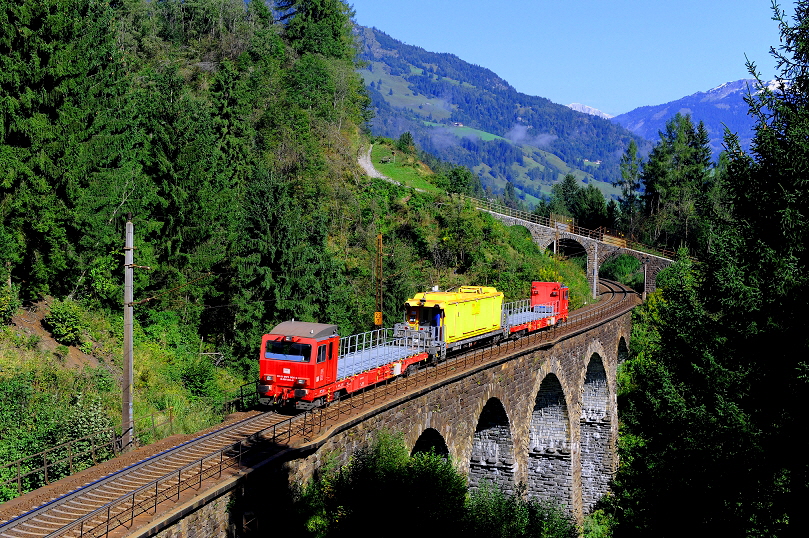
[404,286,503,343]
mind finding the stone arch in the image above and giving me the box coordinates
[597,249,672,297]
[468,398,516,494]
[527,373,572,508]
[580,353,612,512]
[411,428,450,457]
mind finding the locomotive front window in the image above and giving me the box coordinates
[265,340,312,362]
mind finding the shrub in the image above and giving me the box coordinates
[54,345,70,362]
[45,299,86,346]
[0,285,20,325]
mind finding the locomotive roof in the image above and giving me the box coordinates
[270,321,338,340]
[404,286,503,308]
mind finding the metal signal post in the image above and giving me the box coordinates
[374,234,383,327]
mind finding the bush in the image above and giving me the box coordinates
[464,482,577,538]
[45,299,87,346]
[292,431,577,538]
[0,285,20,325]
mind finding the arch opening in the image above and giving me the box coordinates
[617,336,629,364]
[468,398,516,494]
[527,374,572,508]
[598,252,644,293]
[580,354,612,512]
[411,428,449,458]
[546,237,588,268]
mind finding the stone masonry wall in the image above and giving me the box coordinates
[580,356,611,511]
[468,398,516,494]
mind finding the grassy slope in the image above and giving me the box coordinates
[370,143,442,193]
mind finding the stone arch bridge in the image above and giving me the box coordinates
[284,310,631,522]
[128,306,634,538]
[482,209,672,298]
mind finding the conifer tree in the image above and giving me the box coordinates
[616,139,642,238]
[0,0,122,297]
[612,3,809,534]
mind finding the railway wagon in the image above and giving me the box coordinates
[502,281,569,336]
[258,282,568,409]
[398,286,504,358]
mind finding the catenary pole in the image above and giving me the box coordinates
[122,215,134,450]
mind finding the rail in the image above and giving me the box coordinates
[27,281,637,538]
[0,380,257,504]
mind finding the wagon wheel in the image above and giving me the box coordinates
[404,364,418,377]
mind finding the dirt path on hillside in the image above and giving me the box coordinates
[357,144,401,184]
[10,300,99,369]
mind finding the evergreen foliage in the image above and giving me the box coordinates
[292,432,576,538]
[610,3,809,534]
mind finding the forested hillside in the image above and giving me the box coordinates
[605,3,809,535]
[0,0,591,500]
[356,26,651,204]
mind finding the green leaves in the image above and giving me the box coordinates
[292,431,576,538]
[44,298,87,346]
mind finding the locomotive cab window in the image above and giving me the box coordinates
[420,306,442,327]
[317,344,327,363]
[265,340,312,362]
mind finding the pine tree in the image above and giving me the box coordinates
[641,113,712,251]
[0,0,123,298]
[616,139,642,238]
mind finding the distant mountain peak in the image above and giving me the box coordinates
[567,103,613,119]
[611,78,759,157]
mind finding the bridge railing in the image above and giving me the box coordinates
[463,196,676,260]
[34,284,639,538]
[0,408,181,503]
[0,380,259,505]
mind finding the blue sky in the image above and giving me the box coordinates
[348,0,789,116]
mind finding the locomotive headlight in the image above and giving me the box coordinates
[295,378,307,386]
[263,375,274,382]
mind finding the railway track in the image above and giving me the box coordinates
[0,280,638,538]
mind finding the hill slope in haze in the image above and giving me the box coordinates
[356,26,650,204]
[611,79,758,156]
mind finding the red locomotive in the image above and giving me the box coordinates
[257,282,569,409]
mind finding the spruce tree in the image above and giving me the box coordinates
[612,3,809,534]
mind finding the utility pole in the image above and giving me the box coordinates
[374,234,383,328]
[592,242,598,299]
[122,214,134,450]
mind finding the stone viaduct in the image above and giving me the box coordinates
[137,309,632,537]
[483,210,672,298]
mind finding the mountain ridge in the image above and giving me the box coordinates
[611,79,758,155]
[356,26,648,204]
